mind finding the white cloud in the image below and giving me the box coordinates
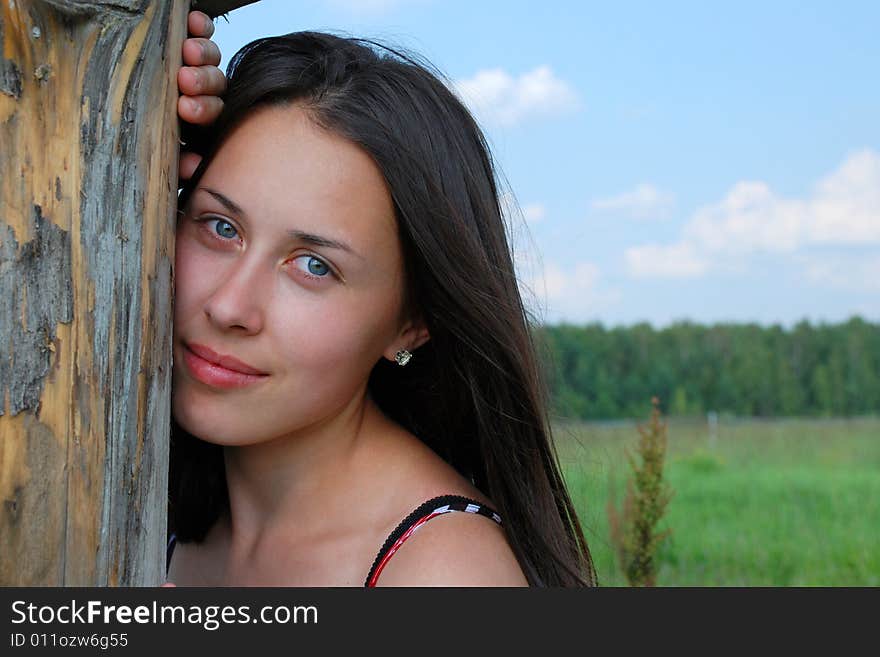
[591,183,675,219]
[522,204,546,223]
[453,66,581,127]
[573,262,600,289]
[501,200,619,322]
[499,192,546,225]
[808,149,880,244]
[516,259,620,324]
[625,243,708,279]
[537,262,570,300]
[683,181,807,254]
[526,261,601,301]
[625,149,880,281]
[800,253,880,292]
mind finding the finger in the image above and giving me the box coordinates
[160,582,177,587]
[187,11,215,38]
[178,95,224,125]
[178,151,203,181]
[178,66,226,97]
[182,37,222,67]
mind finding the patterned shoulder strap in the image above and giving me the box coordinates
[166,533,177,577]
[364,494,502,587]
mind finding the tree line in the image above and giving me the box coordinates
[534,316,880,420]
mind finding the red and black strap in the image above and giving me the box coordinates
[364,494,502,587]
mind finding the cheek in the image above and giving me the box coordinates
[173,230,216,326]
[271,292,398,379]
[274,301,376,364]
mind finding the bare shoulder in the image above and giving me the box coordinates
[373,510,529,587]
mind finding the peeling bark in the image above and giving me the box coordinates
[0,205,73,417]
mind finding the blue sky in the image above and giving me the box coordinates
[207,0,879,328]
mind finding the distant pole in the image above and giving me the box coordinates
[707,411,718,448]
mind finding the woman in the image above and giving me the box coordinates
[169,11,597,587]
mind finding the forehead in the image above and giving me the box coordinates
[197,104,398,251]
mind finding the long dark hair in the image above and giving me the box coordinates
[170,31,597,586]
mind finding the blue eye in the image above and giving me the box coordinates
[212,218,238,239]
[293,255,332,278]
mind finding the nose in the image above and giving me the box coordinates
[202,256,268,335]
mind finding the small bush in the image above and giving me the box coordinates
[607,397,675,586]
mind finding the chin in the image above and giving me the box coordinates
[171,391,246,446]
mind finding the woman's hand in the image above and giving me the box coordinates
[178,10,226,181]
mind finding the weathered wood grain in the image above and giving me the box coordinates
[0,0,189,585]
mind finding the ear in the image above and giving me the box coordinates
[383,318,430,363]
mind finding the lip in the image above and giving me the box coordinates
[186,343,268,375]
[182,342,269,389]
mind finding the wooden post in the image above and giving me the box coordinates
[0,0,257,586]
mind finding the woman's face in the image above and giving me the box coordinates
[172,104,410,445]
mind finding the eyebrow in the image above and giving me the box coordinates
[197,187,363,260]
[199,187,246,217]
[286,229,363,260]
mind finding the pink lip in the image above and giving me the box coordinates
[186,343,268,375]
[182,343,269,389]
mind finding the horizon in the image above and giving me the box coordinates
[534,312,875,331]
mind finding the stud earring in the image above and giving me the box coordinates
[395,349,412,366]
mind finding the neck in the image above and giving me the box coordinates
[219,390,391,556]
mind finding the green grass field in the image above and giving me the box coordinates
[556,415,880,586]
